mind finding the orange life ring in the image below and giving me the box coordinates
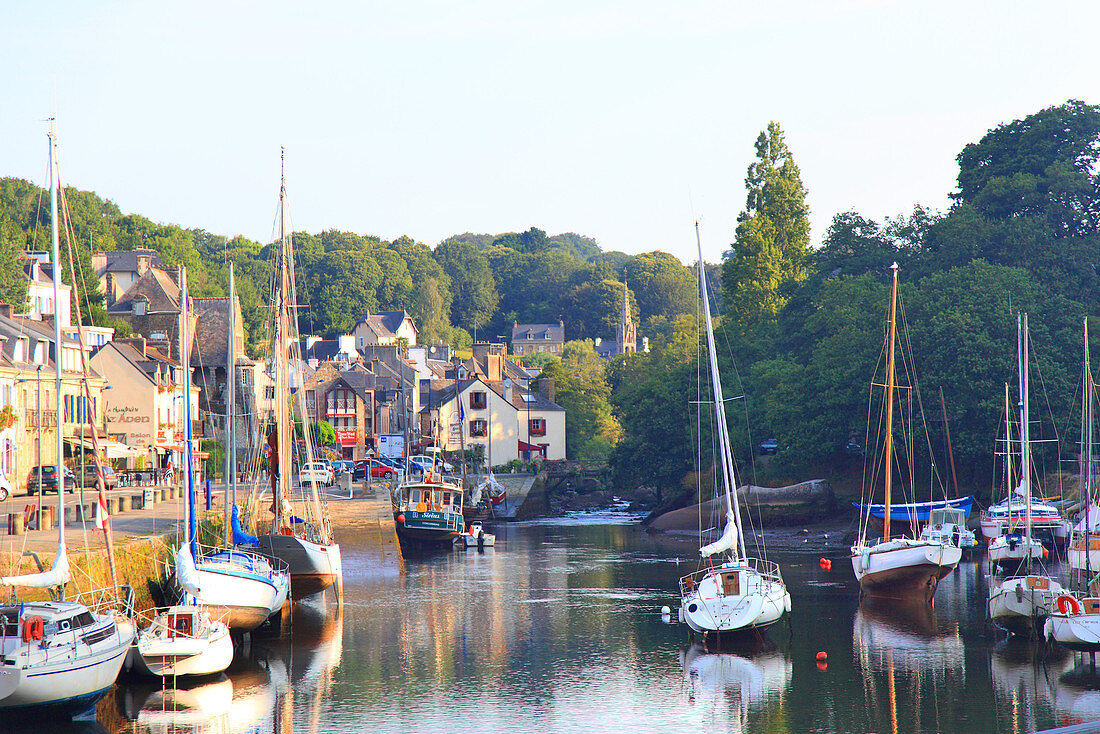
[1057,595,1081,615]
[22,615,43,642]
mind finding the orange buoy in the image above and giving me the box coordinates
[816,651,828,661]
[817,660,828,672]
[397,514,406,524]
[1043,547,1050,558]
[819,558,832,570]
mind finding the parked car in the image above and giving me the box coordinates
[332,460,354,476]
[408,455,454,474]
[352,460,395,481]
[0,474,10,501]
[758,438,779,456]
[27,465,77,494]
[77,465,118,489]
[298,460,334,487]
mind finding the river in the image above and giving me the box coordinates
[40,513,1100,733]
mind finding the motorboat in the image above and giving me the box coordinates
[133,605,233,678]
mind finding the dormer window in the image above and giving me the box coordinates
[33,340,45,365]
[526,333,533,340]
[133,297,147,316]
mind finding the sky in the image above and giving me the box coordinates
[4,1,1100,265]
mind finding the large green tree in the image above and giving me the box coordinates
[433,239,499,334]
[722,122,810,325]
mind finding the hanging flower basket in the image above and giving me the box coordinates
[0,405,14,431]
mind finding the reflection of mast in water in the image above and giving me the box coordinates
[680,640,791,731]
[989,639,1072,734]
[266,601,344,734]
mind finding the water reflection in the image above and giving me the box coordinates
[680,639,790,733]
[854,597,965,675]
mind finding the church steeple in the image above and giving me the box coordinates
[616,280,636,355]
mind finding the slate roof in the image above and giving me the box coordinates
[108,268,181,314]
[191,297,231,367]
[0,313,103,378]
[418,378,563,413]
[511,321,564,343]
[301,339,342,363]
[355,310,418,340]
[98,250,165,274]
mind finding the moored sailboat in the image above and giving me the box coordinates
[677,224,790,635]
[849,264,961,599]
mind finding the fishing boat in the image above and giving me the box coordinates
[240,152,343,600]
[393,465,466,547]
[849,264,961,599]
[177,268,289,631]
[0,127,135,716]
[919,507,978,554]
[989,313,1066,633]
[677,224,790,635]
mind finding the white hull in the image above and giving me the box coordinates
[134,607,234,678]
[0,601,134,713]
[1046,611,1100,652]
[989,535,1045,566]
[252,535,342,599]
[1067,542,1100,573]
[679,560,790,634]
[988,575,1065,634]
[850,539,961,598]
[186,561,288,632]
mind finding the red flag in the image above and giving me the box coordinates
[94,494,109,531]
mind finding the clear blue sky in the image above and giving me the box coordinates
[4,1,1099,264]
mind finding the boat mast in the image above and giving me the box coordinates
[48,125,66,596]
[883,263,899,542]
[181,268,198,561]
[1085,317,1093,582]
[694,223,746,560]
[273,152,292,533]
[224,262,236,547]
[1004,382,1013,506]
[1019,313,1033,556]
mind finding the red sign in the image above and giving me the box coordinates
[336,430,357,446]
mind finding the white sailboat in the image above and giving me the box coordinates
[132,604,233,678]
[1046,317,1100,651]
[849,264,961,599]
[989,383,1046,570]
[989,312,1066,634]
[0,126,135,716]
[243,151,343,600]
[677,224,790,635]
[177,268,290,631]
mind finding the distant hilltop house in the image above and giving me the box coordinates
[352,310,418,349]
[92,249,167,307]
[511,320,564,356]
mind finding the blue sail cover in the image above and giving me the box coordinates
[853,495,973,521]
[232,504,259,545]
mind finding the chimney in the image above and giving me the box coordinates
[0,303,10,319]
[503,378,513,404]
[538,377,555,404]
[137,253,151,275]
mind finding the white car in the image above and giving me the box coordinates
[297,461,334,487]
[0,474,9,501]
[408,455,454,474]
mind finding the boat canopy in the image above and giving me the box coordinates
[0,541,70,589]
[699,510,739,558]
[854,495,973,522]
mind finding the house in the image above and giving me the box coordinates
[511,320,564,356]
[20,252,72,325]
[351,310,418,349]
[90,338,201,477]
[420,375,565,465]
[107,266,191,362]
[92,249,166,307]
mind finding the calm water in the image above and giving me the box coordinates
[40,515,1100,733]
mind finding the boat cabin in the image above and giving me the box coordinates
[404,486,462,513]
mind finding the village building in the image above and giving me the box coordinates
[510,320,564,356]
[92,249,166,307]
[351,310,418,349]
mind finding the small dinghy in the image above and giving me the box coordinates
[455,522,496,549]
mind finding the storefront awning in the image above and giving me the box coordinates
[518,440,547,455]
[66,436,143,459]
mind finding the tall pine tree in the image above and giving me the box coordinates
[722,122,810,326]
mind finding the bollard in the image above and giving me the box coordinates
[8,512,23,535]
[41,508,53,532]
[205,479,212,511]
[64,505,76,525]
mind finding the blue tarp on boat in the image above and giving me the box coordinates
[853,495,974,521]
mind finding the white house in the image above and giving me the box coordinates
[352,310,418,348]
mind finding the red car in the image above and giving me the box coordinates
[352,460,394,481]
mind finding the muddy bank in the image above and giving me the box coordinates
[648,480,835,531]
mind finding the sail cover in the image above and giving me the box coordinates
[699,510,739,558]
[0,542,70,588]
[175,544,202,596]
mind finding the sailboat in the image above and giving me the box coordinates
[989,382,1045,570]
[242,151,343,600]
[0,126,135,715]
[176,268,290,631]
[677,224,790,635]
[849,264,961,599]
[989,312,1067,634]
[1045,317,1100,652]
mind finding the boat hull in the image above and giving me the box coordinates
[1046,612,1100,652]
[134,607,234,678]
[850,540,961,599]
[188,564,286,632]
[679,561,790,634]
[988,575,1064,634]
[253,535,342,599]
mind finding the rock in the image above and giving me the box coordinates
[648,479,835,532]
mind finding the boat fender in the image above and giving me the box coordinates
[861,549,871,572]
[397,514,405,524]
[1057,595,1081,615]
[1016,584,1024,603]
[22,615,43,643]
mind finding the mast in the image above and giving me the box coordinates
[694,223,746,560]
[939,386,959,497]
[181,268,198,560]
[1005,382,1013,505]
[273,151,292,534]
[1019,313,1033,553]
[224,263,236,547]
[883,263,899,542]
[48,125,67,595]
[1085,317,1093,582]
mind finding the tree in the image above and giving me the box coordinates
[722,122,810,325]
[622,251,697,323]
[433,239,499,333]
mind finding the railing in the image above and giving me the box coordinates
[678,556,785,597]
[25,410,58,429]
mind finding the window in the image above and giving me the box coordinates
[470,419,487,437]
[529,418,546,436]
[515,346,524,354]
[469,392,486,410]
[526,333,533,340]
[264,386,275,400]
